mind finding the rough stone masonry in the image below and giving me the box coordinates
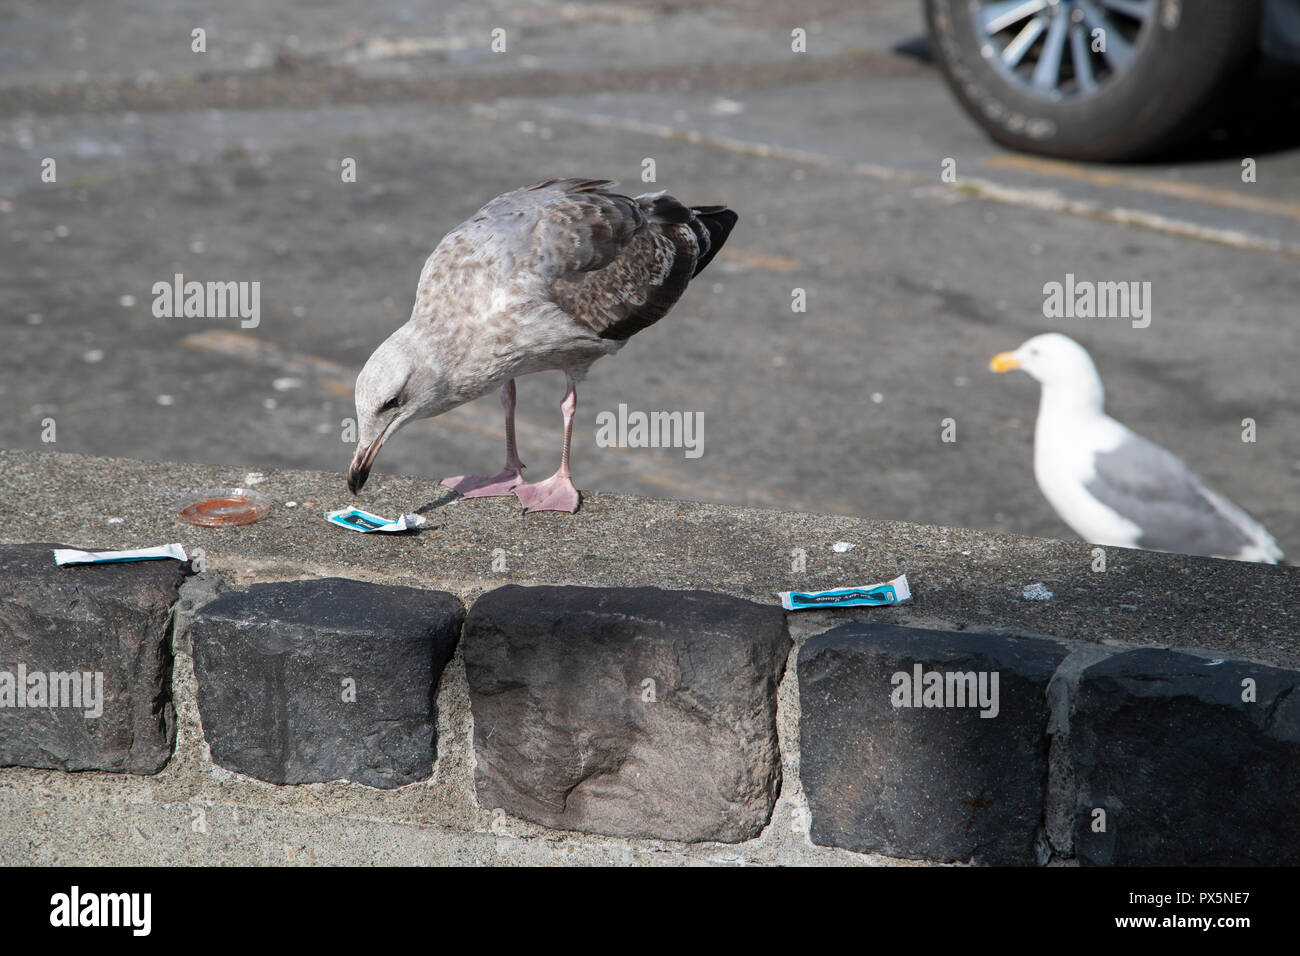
[191,577,464,789]
[0,542,186,774]
[1,451,1298,865]
[463,585,791,843]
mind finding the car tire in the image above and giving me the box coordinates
[924,0,1262,161]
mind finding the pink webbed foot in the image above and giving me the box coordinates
[513,473,581,514]
[441,467,525,498]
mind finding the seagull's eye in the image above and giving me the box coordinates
[379,395,401,413]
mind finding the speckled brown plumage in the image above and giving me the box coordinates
[348,177,736,511]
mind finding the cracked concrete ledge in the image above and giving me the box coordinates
[0,448,1297,866]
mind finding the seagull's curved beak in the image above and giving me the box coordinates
[990,351,1021,374]
[348,421,395,495]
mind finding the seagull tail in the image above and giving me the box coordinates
[688,206,738,278]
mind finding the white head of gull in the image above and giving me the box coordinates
[348,178,737,513]
[991,333,1283,563]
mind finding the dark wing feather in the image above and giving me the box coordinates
[688,206,739,277]
[540,183,737,342]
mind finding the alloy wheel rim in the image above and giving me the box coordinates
[972,0,1155,100]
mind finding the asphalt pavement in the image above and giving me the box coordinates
[2,0,1297,556]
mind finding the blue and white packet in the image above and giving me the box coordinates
[325,507,425,533]
[779,574,911,611]
[54,543,189,566]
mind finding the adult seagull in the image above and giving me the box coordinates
[990,333,1283,563]
[347,178,736,512]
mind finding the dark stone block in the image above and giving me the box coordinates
[0,542,188,773]
[799,622,1068,864]
[1071,648,1300,866]
[191,577,463,788]
[463,585,791,843]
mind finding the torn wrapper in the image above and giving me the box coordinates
[54,543,188,566]
[779,574,911,611]
[326,507,425,533]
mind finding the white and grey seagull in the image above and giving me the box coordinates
[991,332,1284,563]
[347,178,736,512]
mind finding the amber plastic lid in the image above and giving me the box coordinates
[177,488,272,527]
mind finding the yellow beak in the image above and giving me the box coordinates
[990,351,1021,373]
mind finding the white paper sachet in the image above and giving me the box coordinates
[54,543,189,566]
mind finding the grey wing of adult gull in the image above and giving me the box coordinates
[1085,432,1264,558]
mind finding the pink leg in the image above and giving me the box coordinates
[441,380,526,497]
[513,374,581,514]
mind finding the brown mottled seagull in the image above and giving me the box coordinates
[347,178,737,512]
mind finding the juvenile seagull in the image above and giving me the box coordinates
[991,333,1283,563]
[347,178,736,512]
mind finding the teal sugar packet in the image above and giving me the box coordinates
[325,507,425,533]
[779,574,911,611]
